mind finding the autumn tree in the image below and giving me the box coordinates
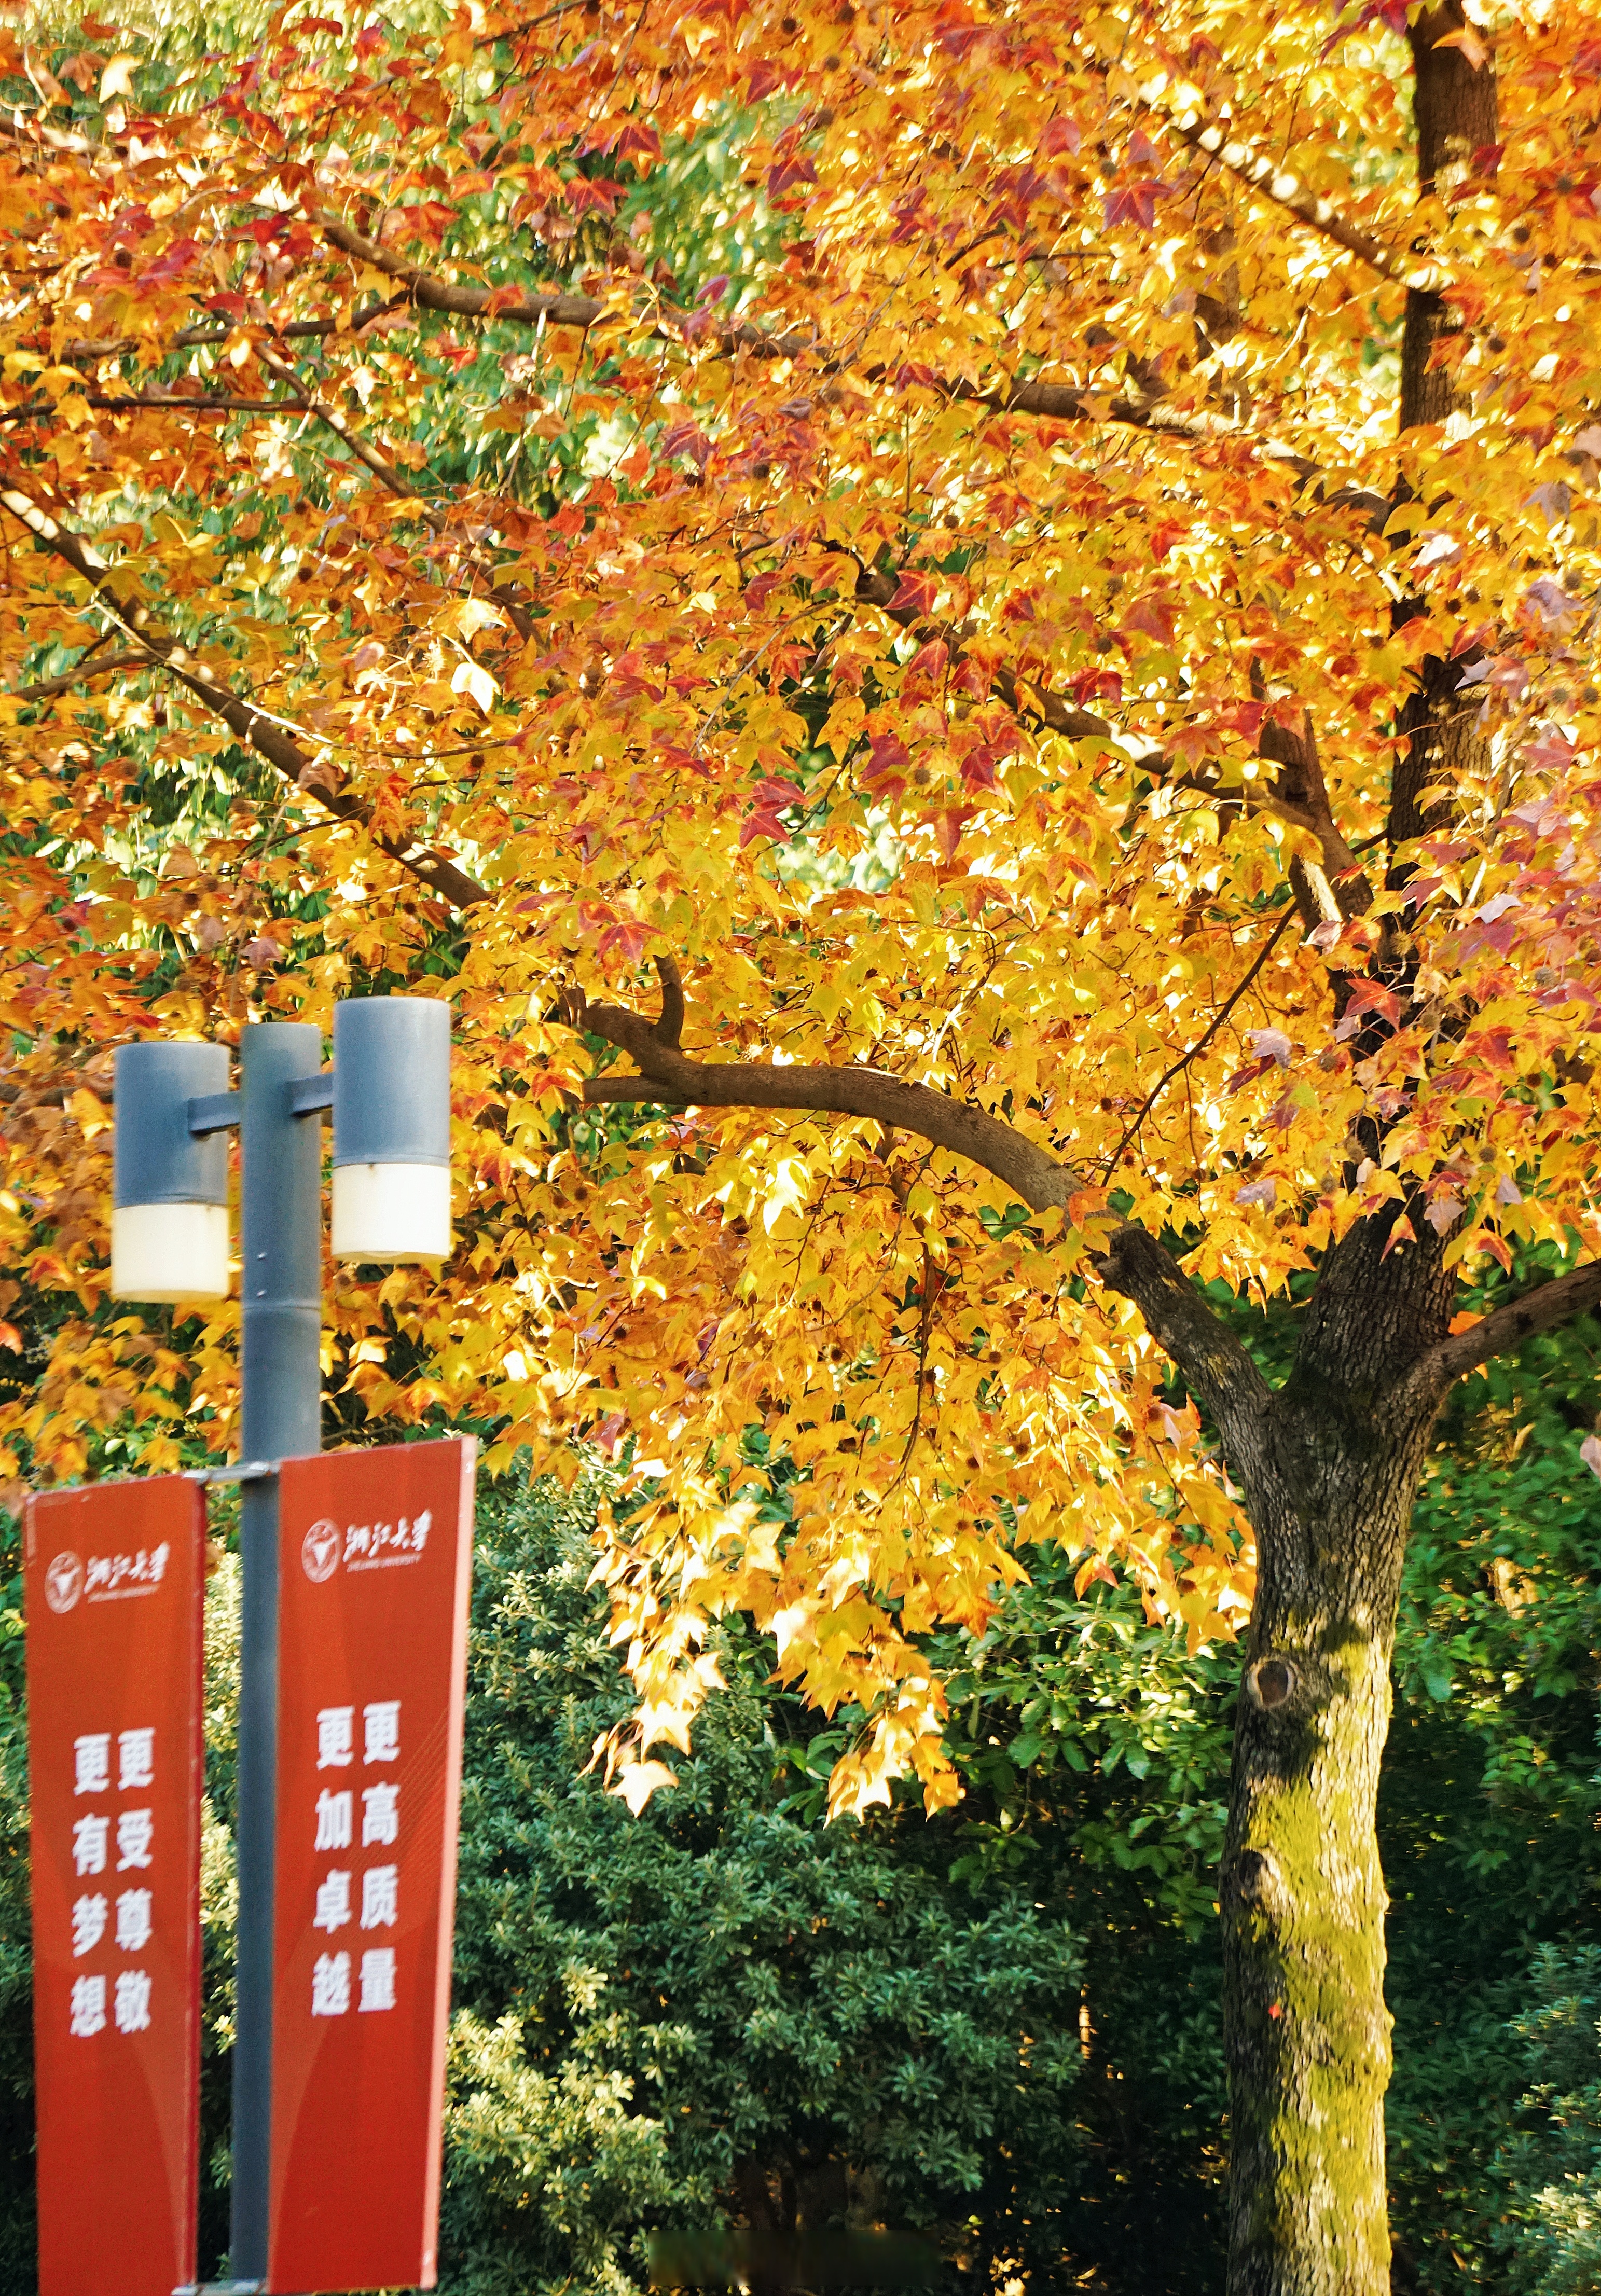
[0,1,1599,2287]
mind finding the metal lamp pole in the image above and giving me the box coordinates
[112,1000,451,2288]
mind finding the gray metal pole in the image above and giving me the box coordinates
[230,1022,325,2281]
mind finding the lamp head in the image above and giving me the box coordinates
[331,997,451,1264]
[111,1041,231,1302]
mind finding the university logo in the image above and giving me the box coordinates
[44,1552,82,1615]
[301,1520,341,1584]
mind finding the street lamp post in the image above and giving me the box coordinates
[111,999,451,2288]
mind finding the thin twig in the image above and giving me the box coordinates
[474,0,585,45]
[1100,903,1298,1179]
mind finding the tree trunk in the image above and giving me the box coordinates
[1095,1209,1461,2295]
[1208,1207,1459,2296]
[1221,1440,1419,2292]
[1208,16,1499,2288]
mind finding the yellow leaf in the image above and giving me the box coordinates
[451,659,498,714]
[99,52,141,103]
[611,1759,679,1815]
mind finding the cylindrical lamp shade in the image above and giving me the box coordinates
[330,997,451,1262]
[112,1041,231,1301]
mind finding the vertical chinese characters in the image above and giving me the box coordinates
[309,1702,401,2017]
[66,1727,155,2040]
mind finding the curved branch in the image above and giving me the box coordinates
[1100,903,1298,1178]
[1406,1259,1601,1407]
[569,959,1277,1430]
[6,647,147,701]
[308,206,610,331]
[570,956,1075,1214]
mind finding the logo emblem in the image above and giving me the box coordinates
[301,1520,341,1584]
[44,1552,82,1614]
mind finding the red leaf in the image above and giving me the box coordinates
[1121,598,1177,645]
[887,569,939,616]
[740,811,790,848]
[754,774,805,809]
[564,176,624,219]
[740,776,805,846]
[599,922,651,965]
[1039,116,1081,157]
[1225,1055,1275,1094]
[903,639,948,687]
[767,155,818,200]
[659,421,711,470]
[862,733,910,784]
[612,121,663,169]
[1103,182,1168,230]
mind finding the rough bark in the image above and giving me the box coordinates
[1400,2,1498,435]
[1099,1211,1464,2295]
[1223,1216,1456,2294]
[1221,1457,1408,2296]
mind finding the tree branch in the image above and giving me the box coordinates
[1161,104,1420,285]
[956,374,1314,473]
[61,300,411,364]
[569,956,1075,1214]
[1407,1260,1601,1405]
[307,205,609,331]
[569,959,1284,1449]
[1093,1221,1274,1445]
[6,647,148,701]
[1100,902,1298,1177]
[0,483,490,910]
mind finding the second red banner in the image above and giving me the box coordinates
[267,1436,476,2294]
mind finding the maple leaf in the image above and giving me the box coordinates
[767,154,818,200]
[931,804,977,860]
[1121,598,1178,645]
[1039,117,1081,157]
[887,569,939,615]
[740,774,806,846]
[98,51,140,102]
[610,1758,679,1815]
[861,732,910,785]
[1103,182,1170,230]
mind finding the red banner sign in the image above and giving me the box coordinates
[268,1437,477,2293]
[24,1475,206,2296]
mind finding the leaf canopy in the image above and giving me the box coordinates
[0,0,1597,1809]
